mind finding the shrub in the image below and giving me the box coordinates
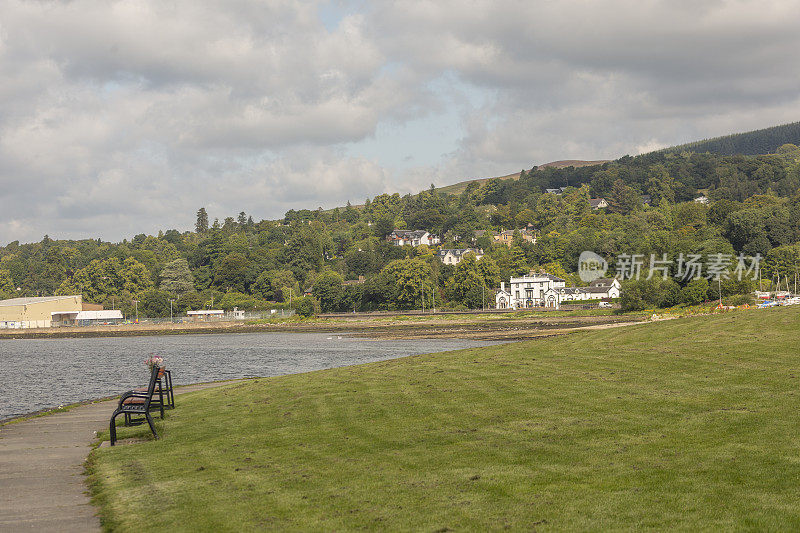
[681,278,709,305]
[293,296,316,318]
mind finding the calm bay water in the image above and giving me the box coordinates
[0,332,499,420]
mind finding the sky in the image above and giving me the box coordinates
[2,0,800,244]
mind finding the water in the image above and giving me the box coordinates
[0,332,500,420]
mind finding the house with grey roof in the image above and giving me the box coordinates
[437,248,484,266]
[387,229,440,247]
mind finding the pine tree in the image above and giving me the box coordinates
[195,208,209,233]
[159,258,196,295]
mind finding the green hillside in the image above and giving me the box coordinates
[440,121,800,198]
[438,160,611,196]
[659,121,800,156]
[90,307,800,530]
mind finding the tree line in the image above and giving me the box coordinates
[1,145,800,316]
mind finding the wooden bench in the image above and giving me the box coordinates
[109,365,164,446]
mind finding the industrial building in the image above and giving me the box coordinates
[0,295,110,329]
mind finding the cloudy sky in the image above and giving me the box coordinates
[2,0,800,243]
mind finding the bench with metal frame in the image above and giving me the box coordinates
[109,364,164,446]
[126,367,174,424]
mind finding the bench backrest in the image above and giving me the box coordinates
[143,364,162,409]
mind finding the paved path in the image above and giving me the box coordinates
[0,381,237,532]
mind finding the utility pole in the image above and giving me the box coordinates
[132,300,139,323]
[421,278,425,313]
[170,299,175,321]
[718,277,722,307]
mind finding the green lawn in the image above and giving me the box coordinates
[89,307,800,531]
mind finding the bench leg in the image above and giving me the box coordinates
[158,387,165,419]
[110,411,120,446]
[166,372,175,408]
[145,412,159,440]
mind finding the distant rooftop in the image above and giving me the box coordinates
[0,295,81,307]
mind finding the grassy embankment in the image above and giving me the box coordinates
[89,307,800,531]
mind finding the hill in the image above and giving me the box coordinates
[438,159,610,196]
[439,121,800,198]
[658,121,800,157]
[90,307,800,530]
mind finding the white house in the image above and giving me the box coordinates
[437,248,484,265]
[495,271,566,309]
[387,230,440,247]
[589,198,608,210]
[555,287,590,301]
[694,196,710,205]
[583,278,621,299]
[496,276,621,309]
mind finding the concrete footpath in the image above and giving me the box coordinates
[0,381,236,532]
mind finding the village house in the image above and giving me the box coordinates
[387,229,440,247]
[556,278,621,302]
[494,229,537,247]
[436,249,484,265]
[589,198,608,210]
[694,195,710,205]
[582,278,621,299]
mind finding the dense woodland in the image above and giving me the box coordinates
[2,140,800,316]
[660,121,800,157]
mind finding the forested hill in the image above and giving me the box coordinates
[436,122,800,200]
[2,139,800,318]
[658,121,800,156]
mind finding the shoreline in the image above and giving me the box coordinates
[0,313,642,341]
[0,378,247,426]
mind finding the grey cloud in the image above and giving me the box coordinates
[2,0,800,243]
[359,0,800,174]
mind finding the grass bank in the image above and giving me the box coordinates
[89,307,800,531]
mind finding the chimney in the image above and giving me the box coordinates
[501,281,505,292]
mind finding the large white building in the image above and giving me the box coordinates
[495,272,566,309]
[495,275,621,309]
